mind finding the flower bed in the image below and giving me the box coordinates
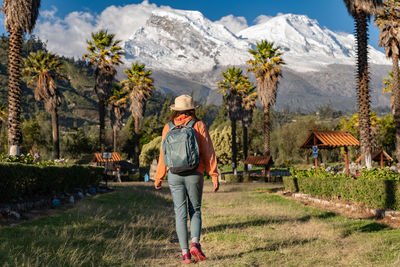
[283,167,400,210]
[0,163,103,202]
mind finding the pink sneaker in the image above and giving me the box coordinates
[190,243,206,261]
[181,253,191,264]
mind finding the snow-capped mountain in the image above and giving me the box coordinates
[237,14,388,71]
[123,10,389,74]
[123,9,251,73]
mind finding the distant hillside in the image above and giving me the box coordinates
[0,36,391,129]
[0,37,100,128]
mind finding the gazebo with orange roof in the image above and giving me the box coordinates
[300,130,360,175]
[355,150,393,168]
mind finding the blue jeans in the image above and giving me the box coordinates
[168,171,204,250]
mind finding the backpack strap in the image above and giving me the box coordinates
[186,119,197,128]
[167,121,175,130]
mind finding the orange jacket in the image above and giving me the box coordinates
[154,114,219,183]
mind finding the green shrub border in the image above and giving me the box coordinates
[223,174,243,183]
[0,163,103,202]
[283,176,400,210]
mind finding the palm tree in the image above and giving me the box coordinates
[0,104,7,150]
[343,0,383,168]
[1,0,41,156]
[217,67,248,175]
[382,71,398,111]
[82,30,124,152]
[241,82,257,174]
[0,104,6,130]
[109,84,128,153]
[22,51,67,159]
[375,0,400,162]
[121,62,154,169]
[248,40,284,156]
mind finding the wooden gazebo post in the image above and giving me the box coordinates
[313,135,317,168]
[380,152,384,168]
[344,146,349,175]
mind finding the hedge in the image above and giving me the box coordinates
[283,176,400,210]
[0,163,103,202]
[223,174,243,183]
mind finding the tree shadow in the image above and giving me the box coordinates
[215,237,317,260]
[385,180,397,210]
[293,177,299,192]
[203,215,312,234]
[340,221,389,238]
[314,212,337,220]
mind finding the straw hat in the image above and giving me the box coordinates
[170,94,198,111]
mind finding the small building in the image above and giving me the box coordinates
[300,130,359,175]
[356,150,393,168]
[244,155,273,182]
[91,152,122,168]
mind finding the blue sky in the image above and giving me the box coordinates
[0,0,383,56]
[31,0,381,48]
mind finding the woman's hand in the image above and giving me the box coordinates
[213,181,219,192]
[155,180,162,190]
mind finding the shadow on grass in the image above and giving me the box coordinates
[204,215,312,234]
[314,212,337,220]
[341,221,389,238]
[215,238,317,260]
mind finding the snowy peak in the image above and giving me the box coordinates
[238,14,350,57]
[124,9,250,73]
[123,11,389,74]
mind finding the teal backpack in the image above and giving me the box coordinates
[162,120,200,175]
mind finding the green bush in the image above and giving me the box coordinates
[0,163,103,202]
[122,174,142,182]
[283,175,400,210]
[283,177,299,192]
[223,174,242,183]
[139,136,161,167]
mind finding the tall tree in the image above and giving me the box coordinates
[121,62,154,169]
[241,81,257,174]
[82,30,124,152]
[217,67,247,175]
[343,0,383,168]
[248,40,284,156]
[382,71,398,112]
[0,104,6,131]
[0,104,7,150]
[109,83,128,153]
[375,0,400,162]
[22,51,67,159]
[1,0,41,156]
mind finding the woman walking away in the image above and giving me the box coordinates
[154,94,219,264]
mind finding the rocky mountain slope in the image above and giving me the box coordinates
[121,9,391,111]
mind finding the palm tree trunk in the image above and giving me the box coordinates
[113,124,118,153]
[392,52,400,164]
[243,122,248,174]
[7,28,23,156]
[51,107,60,159]
[99,99,106,152]
[355,10,372,168]
[134,115,140,169]
[263,105,271,156]
[231,118,237,175]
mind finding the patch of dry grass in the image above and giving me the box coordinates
[0,182,399,266]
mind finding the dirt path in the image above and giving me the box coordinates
[0,182,399,266]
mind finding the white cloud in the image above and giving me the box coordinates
[35,0,162,58]
[214,14,248,34]
[253,15,273,25]
[41,6,58,20]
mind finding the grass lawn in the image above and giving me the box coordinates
[0,182,399,266]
